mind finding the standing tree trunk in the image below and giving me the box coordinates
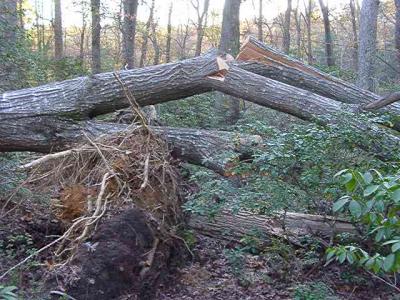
[350,0,359,71]
[165,2,173,63]
[139,0,154,67]
[54,0,63,60]
[91,0,101,74]
[122,0,138,69]
[79,3,87,66]
[193,0,210,57]
[219,0,242,124]
[304,0,314,64]
[395,0,400,74]
[318,0,335,66]
[283,0,292,54]
[150,22,160,65]
[258,0,263,42]
[0,0,18,91]
[294,0,302,57]
[357,0,379,92]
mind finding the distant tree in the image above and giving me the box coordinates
[91,0,101,74]
[139,0,155,67]
[165,2,173,63]
[122,0,138,69]
[150,21,160,65]
[54,0,63,61]
[350,0,359,70]
[304,0,314,64]
[283,0,292,54]
[258,0,263,42]
[219,0,242,124]
[293,0,302,57]
[395,0,400,74]
[318,0,335,66]
[357,0,379,91]
[192,0,210,57]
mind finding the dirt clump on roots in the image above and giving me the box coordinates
[3,121,186,299]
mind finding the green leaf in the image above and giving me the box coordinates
[345,178,357,192]
[338,252,346,264]
[341,173,353,185]
[362,172,373,185]
[391,189,400,203]
[392,242,400,252]
[333,197,350,213]
[349,200,362,218]
[334,169,349,178]
[383,254,395,272]
[364,185,379,197]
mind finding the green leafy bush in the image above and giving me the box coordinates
[327,169,400,275]
[0,285,18,300]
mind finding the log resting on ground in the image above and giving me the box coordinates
[189,210,356,244]
[13,121,261,175]
[237,36,400,117]
[206,63,400,160]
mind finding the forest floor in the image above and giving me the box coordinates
[0,197,397,300]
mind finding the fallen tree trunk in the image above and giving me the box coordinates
[14,122,261,175]
[237,36,400,117]
[206,63,400,160]
[189,210,356,243]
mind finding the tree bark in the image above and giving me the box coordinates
[304,0,314,64]
[165,3,173,63]
[150,21,160,65]
[283,0,292,54]
[189,210,356,243]
[91,0,101,74]
[258,0,263,42]
[122,0,138,69]
[237,37,400,118]
[357,0,379,92]
[318,0,335,66]
[395,0,400,75]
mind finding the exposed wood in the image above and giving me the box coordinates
[364,92,400,110]
[189,210,356,243]
[206,63,400,160]
[237,36,400,117]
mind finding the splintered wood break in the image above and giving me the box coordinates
[208,57,229,81]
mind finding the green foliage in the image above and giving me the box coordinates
[0,286,18,300]
[327,169,400,275]
[293,282,337,300]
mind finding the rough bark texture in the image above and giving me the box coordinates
[318,0,335,66]
[189,210,356,243]
[237,37,400,117]
[91,0,101,74]
[357,0,379,92]
[305,0,314,64]
[206,63,400,160]
[283,0,292,54]
[54,0,63,61]
[122,0,138,69]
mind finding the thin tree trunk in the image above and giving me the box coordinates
[193,0,210,57]
[304,0,314,64]
[54,0,63,60]
[318,0,335,66]
[122,0,138,69]
[258,0,263,41]
[395,0,400,74]
[165,2,173,63]
[151,22,160,65]
[357,0,379,92]
[350,0,359,71]
[294,0,302,57]
[283,0,292,54]
[139,0,154,67]
[91,0,101,74]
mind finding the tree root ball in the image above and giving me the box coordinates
[65,208,180,300]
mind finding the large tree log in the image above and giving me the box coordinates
[206,62,400,160]
[237,36,400,117]
[189,210,356,243]
[13,121,261,175]
[0,51,224,152]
